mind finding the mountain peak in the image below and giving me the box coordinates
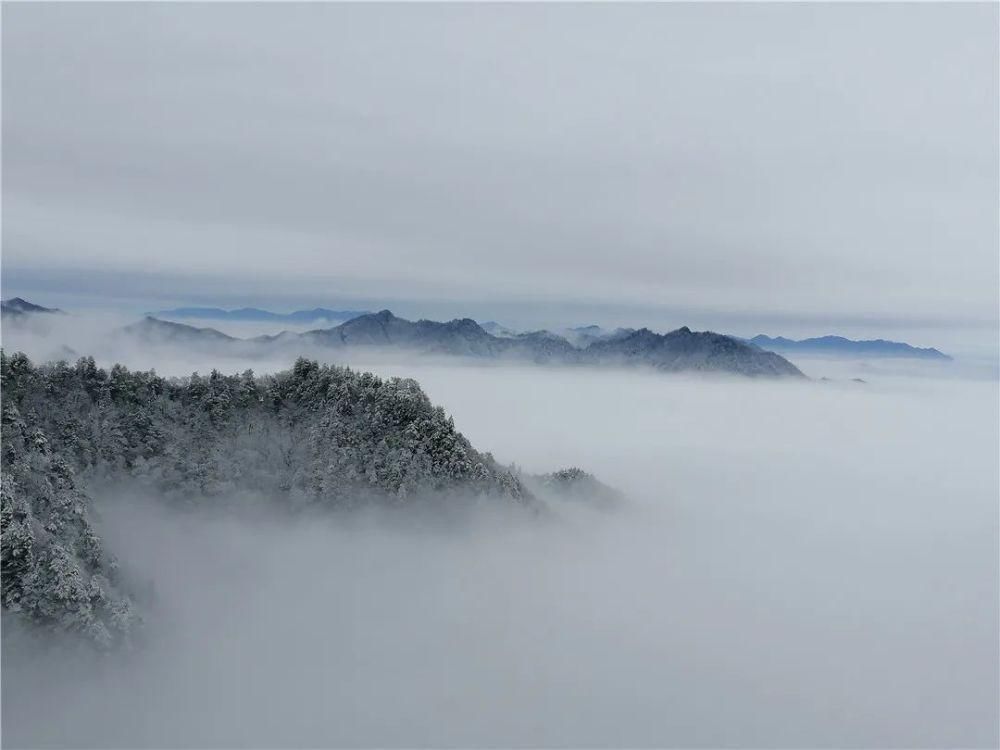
[1,297,63,316]
[447,317,485,331]
[584,325,803,377]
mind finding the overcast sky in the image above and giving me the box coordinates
[2,3,997,339]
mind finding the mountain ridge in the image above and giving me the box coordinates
[120,316,239,347]
[3,297,953,368]
[751,334,951,360]
[121,310,804,377]
[1,297,64,317]
[150,306,370,323]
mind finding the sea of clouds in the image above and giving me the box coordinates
[1,316,997,748]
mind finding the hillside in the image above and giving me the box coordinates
[0,353,533,647]
[305,309,508,357]
[584,327,803,377]
[1,297,63,317]
[120,316,239,347]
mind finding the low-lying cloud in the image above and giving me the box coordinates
[2,336,998,748]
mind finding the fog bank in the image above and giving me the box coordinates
[2,361,997,747]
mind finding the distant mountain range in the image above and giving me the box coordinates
[122,310,804,377]
[0,297,63,317]
[150,306,370,323]
[3,296,952,372]
[750,334,951,360]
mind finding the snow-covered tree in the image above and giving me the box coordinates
[1,352,534,644]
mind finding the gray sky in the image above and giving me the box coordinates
[2,3,997,340]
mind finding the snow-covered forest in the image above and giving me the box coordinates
[2,2,996,747]
[1,352,538,646]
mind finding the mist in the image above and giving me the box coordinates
[3,349,997,747]
[0,312,319,377]
[4,3,997,330]
[4,309,996,382]
[144,316,364,340]
[3,2,997,745]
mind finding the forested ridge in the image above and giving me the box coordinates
[1,353,531,646]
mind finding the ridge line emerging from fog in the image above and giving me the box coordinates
[119,308,807,378]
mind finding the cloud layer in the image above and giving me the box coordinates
[3,360,997,747]
[3,4,997,332]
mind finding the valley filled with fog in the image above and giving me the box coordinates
[3,335,997,747]
[4,3,997,747]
